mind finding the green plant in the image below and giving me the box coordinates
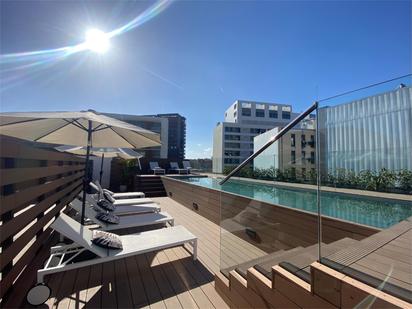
[120,159,137,188]
[375,168,396,191]
[397,170,412,192]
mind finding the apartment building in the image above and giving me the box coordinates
[105,112,186,161]
[253,123,316,180]
[212,100,298,173]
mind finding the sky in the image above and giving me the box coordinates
[1,0,411,158]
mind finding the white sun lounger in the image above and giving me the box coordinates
[89,191,155,206]
[26,213,197,305]
[70,199,173,231]
[84,194,160,215]
[170,162,189,174]
[150,161,165,174]
[92,181,145,199]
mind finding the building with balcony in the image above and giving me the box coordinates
[253,119,316,180]
[212,100,299,173]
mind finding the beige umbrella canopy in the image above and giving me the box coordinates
[0,109,161,224]
[0,110,160,148]
[56,145,144,159]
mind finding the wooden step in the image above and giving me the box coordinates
[278,238,359,283]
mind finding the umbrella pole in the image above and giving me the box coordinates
[81,120,93,225]
[99,153,104,184]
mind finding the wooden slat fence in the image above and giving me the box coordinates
[0,135,85,305]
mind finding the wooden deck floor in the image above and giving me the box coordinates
[25,197,265,309]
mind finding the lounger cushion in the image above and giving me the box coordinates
[97,199,115,211]
[89,182,100,194]
[103,191,116,203]
[96,212,120,224]
[103,189,114,196]
[92,230,123,249]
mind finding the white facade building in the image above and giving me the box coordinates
[318,85,412,174]
[213,100,298,173]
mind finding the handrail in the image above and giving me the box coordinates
[219,101,318,185]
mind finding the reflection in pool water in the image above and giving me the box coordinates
[179,177,412,229]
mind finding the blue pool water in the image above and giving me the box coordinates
[179,177,412,229]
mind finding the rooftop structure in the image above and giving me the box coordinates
[213,100,299,173]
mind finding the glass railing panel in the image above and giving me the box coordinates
[218,113,320,283]
[317,75,412,303]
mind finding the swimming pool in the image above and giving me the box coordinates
[179,177,412,229]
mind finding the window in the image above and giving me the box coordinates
[225,127,240,133]
[269,110,278,118]
[224,158,240,164]
[225,142,240,149]
[242,108,251,116]
[234,112,237,118]
[250,128,266,134]
[282,111,291,119]
[301,151,306,163]
[241,103,252,116]
[291,151,296,164]
[224,151,240,156]
[291,134,295,147]
[256,104,265,117]
[308,135,315,147]
[256,109,265,117]
[310,151,315,164]
[225,135,240,141]
[301,134,306,147]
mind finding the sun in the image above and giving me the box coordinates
[85,29,110,54]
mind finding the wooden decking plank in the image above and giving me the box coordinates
[100,261,117,308]
[159,197,265,266]
[172,246,230,309]
[146,252,183,309]
[84,263,103,309]
[350,263,412,291]
[67,266,90,309]
[53,269,78,309]
[44,271,65,308]
[155,250,200,309]
[163,248,214,308]
[135,254,166,309]
[124,256,150,308]
[114,259,134,308]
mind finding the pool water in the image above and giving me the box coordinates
[180,177,412,229]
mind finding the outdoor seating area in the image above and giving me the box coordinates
[150,161,192,175]
[10,197,236,308]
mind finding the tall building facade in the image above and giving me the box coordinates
[155,113,186,161]
[212,100,299,173]
[318,85,412,174]
[105,112,186,161]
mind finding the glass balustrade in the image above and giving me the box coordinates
[317,76,412,303]
[218,113,321,282]
[217,75,411,304]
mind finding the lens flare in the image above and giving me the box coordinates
[85,29,110,53]
[0,0,173,90]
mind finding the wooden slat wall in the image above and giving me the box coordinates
[0,135,85,302]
